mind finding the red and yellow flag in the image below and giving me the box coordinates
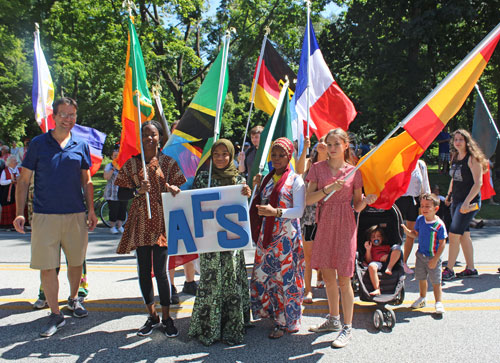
[360,24,500,209]
[115,17,155,169]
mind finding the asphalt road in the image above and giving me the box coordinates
[1,226,499,362]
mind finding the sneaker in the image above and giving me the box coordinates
[182,281,198,295]
[442,267,455,281]
[411,296,426,309]
[331,326,352,348]
[309,315,341,332]
[33,298,48,309]
[163,317,179,338]
[435,302,445,314]
[456,268,479,278]
[110,226,119,234]
[118,226,124,233]
[170,285,180,305]
[403,262,414,274]
[137,315,161,336]
[40,312,65,337]
[67,297,88,318]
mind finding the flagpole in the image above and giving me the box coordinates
[325,22,500,202]
[208,30,231,188]
[305,0,311,138]
[475,84,500,139]
[241,29,270,148]
[34,23,49,134]
[249,79,290,205]
[126,4,152,219]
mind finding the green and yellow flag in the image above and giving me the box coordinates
[115,16,155,168]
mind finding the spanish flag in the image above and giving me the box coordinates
[251,39,296,115]
[115,16,155,169]
[360,24,500,210]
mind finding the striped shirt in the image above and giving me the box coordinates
[415,215,447,257]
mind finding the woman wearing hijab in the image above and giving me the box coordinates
[249,137,306,339]
[188,139,252,346]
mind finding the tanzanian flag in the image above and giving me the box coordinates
[162,48,229,189]
[251,39,296,115]
[114,16,155,169]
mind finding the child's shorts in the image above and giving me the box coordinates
[415,252,442,285]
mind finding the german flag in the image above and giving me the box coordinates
[359,24,500,210]
[251,39,296,115]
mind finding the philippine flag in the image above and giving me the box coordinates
[295,20,357,138]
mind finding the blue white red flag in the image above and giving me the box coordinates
[295,20,356,138]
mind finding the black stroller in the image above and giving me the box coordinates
[353,205,406,330]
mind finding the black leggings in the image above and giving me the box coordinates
[136,245,171,306]
[107,200,128,222]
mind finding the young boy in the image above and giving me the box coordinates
[402,193,447,314]
[364,225,402,296]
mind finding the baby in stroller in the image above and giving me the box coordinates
[364,225,402,296]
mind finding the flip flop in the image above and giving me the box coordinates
[268,326,285,339]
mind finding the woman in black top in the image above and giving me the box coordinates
[442,129,488,280]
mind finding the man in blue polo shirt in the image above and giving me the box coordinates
[14,97,98,337]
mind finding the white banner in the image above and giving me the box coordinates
[162,185,254,256]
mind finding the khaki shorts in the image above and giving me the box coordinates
[30,212,88,270]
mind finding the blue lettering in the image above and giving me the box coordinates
[216,205,249,249]
[168,210,197,254]
[192,192,220,238]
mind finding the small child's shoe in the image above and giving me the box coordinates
[435,302,445,314]
[411,296,426,309]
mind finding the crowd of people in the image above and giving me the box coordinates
[7,97,498,348]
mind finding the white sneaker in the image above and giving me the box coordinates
[110,226,119,234]
[411,296,426,309]
[33,298,48,309]
[118,226,124,233]
[403,263,414,274]
[435,302,445,314]
[331,326,352,348]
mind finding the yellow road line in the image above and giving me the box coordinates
[303,306,500,315]
[0,297,194,305]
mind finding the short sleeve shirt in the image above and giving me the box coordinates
[414,215,447,257]
[436,132,450,154]
[22,131,91,214]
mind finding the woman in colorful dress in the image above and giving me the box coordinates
[249,137,306,339]
[442,129,488,280]
[115,121,186,338]
[306,129,376,348]
[188,139,252,346]
[0,155,20,229]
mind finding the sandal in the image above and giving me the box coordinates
[316,280,325,288]
[268,326,285,339]
[303,291,313,304]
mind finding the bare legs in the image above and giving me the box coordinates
[322,269,354,325]
[403,220,416,263]
[303,240,313,302]
[447,231,474,270]
[41,264,82,314]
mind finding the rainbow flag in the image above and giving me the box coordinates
[115,16,155,169]
[162,48,229,189]
[360,24,500,209]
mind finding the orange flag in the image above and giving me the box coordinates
[360,24,500,209]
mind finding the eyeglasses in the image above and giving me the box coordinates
[57,112,77,119]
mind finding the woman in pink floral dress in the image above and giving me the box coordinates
[250,137,305,339]
[306,129,376,348]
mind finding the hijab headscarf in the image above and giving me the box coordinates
[210,138,240,186]
[250,137,294,247]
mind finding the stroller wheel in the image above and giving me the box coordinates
[385,308,396,329]
[373,309,384,330]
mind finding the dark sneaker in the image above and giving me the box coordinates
[40,312,65,337]
[68,297,88,318]
[442,267,455,281]
[137,315,161,336]
[163,317,178,338]
[182,281,198,295]
[456,268,479,278]
[171,285,180,305]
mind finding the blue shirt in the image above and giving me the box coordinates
[436,131,450,154]
[414,215,447,257]
[22,131,91,214]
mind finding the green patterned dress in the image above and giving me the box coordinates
[188,171,251,346]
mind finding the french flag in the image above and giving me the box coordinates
[295,20,356,138]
